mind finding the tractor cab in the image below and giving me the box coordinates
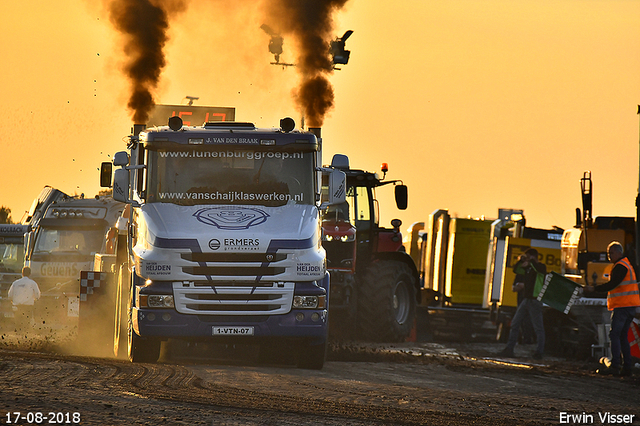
[322,154,419,342]
[325,154,407,262]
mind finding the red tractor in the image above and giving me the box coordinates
[322,154,420,342]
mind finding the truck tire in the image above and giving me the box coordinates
[357,260,417,342]
[128,327,161,363]
[127,280,161,363]
[297,340,327,370]
[113,265,128,358]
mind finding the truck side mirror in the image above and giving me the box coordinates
[113,151,130,167]
[100,162,113,187]
[395,184,408,210]
[113,168,130,203]
[24,231,35,261]
[321,169,346,208]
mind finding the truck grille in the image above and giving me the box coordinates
[182,266,286,276]
[181,253,287,263]
[179,252,288,278]
[172,282,294,315]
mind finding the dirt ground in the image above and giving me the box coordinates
[0,331,638,426]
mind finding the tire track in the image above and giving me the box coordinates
[162,364,196,389]
[1,347,622,426]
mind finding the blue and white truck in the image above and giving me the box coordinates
[101,116,345,368]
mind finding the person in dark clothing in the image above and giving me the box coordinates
[515,277,536,344]
[585,241,640,376]
[498,248,546,359]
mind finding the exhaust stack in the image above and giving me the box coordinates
[309,127,321,140]
[133,124,146,136]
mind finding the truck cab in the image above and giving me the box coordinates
[24,196,124,328]
[105,117,345,368]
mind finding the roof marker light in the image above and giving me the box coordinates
[168,116,183,131]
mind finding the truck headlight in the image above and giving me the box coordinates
[139,294,175,308]
[293,295,326,309]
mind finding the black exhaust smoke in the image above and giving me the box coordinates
[107,0,348,128]
[263,0,350,128]
[108,0,186,124]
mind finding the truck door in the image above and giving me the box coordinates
[350,185,376,264]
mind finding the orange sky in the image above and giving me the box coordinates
[1,0,639,233]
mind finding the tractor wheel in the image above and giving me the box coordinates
[356,260,417,342]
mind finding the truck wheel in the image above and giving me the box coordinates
[113,265,128,358]
[297,340,327,370]
[357,260,417,342]
[127,285,161,363]
[127,316,161,363]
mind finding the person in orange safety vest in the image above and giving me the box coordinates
[585,241,640,376]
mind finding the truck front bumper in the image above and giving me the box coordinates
[132,307,328,343]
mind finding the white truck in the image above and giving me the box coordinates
[101,116,345,369]
[23,195,125,330]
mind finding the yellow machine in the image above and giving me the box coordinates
[498,237,562,309]
[445,218,493,305]
[416,210,491,307]
[484,213,563,342]
[552,171,636,358]
[562,171,635,286]
[408,208,563,341]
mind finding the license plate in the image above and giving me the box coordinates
[213,326,254,336]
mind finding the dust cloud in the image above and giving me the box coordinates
[1,293,122,359]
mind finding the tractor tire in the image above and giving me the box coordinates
[356,260,417,342]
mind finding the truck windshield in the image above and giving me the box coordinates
[0,242,24,273]
[146,148,315,207]
[33,227,104,255]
